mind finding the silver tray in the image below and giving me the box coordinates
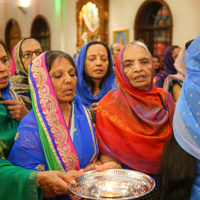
[68,169,155,199]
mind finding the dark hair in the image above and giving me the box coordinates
[170,45,181,54]
[152,55,160,63]
[185,39,194,50]
[0,38,9,55]
[158,134,196,200]
[45,50,76,73]
[83,41,112,94]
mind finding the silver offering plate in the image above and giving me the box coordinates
[68,169,155,199]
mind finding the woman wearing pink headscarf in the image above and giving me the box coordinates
[9,45,16,76]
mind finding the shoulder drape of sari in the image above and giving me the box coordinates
[75,42,116,108]
[8,97,98,171]
[96,45,175,174]
[8,52,98,199]
[0,84,42,200]
[9,39,32,110]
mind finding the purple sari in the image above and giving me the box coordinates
[155,47,176,88]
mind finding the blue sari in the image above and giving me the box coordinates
[1,81,21,101]
[8,52,99,200]
[76,42,116,108]
[173,34,200,199]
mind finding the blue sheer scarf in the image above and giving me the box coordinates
[76,42,116,108]
[1,81,21,101]
[173,34,200,199]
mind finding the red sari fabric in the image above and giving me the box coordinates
[96,46,175,174]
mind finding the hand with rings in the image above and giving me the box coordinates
[36,169,83,199]
[9,106,13,115]
[0,100,29,121]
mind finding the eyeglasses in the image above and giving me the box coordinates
[20,49,43,59]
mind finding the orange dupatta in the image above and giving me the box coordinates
[96,45,175,174]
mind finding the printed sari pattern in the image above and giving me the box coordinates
[96,45,175,174]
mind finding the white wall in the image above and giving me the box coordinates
[1,0,200,56]
[109,0,200,48]
[167,0,200,47]
[0,4,5,40]
[109,0,144,45]
[62,0,77,56]
[1,0,77,57]
[4,0,32,38]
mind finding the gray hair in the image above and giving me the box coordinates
[110,43,121,55]
[124,41,152,65]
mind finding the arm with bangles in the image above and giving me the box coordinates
[95,153,122,171]
[38,159,122,199]
[0,159,81,200]
[82,154,122,173]
[36,169,83,199]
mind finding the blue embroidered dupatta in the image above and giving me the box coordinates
[1,81,21,101]
[8,52,98,198]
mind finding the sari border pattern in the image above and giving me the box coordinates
[30,55,79,171]
[29,69,64,171]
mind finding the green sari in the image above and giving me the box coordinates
[0,94,42,200]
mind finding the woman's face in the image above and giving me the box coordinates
[49,56,77,103]
[152,57,160,70]
[172,47,181,61]
[84,44,109,82]
[0,44,10,91]
[20,40,43,72]
[123,45,152,91]
[113,43,123,59]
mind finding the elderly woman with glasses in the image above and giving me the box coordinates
[0,38,42,122]
[3,38,43,114]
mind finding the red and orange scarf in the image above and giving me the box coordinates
[96,46,175,174]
